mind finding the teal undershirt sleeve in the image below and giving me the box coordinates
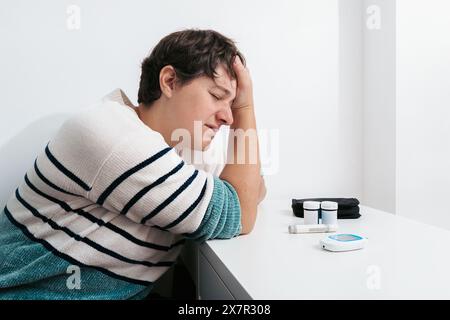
[185,176,242,242]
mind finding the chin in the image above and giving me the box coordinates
[202,143,213,151]
[201,142,211,151]
[189,135,213,151]
[193,139,211,151]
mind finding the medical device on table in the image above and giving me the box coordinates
[320,234,367,252]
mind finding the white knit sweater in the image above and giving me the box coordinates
[4,89,217,285]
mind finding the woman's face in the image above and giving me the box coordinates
[168,64,236,150]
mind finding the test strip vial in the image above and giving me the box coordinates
[321,201,338,225]
[303,201,320,224]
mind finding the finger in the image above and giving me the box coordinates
[233,55,246,75]
[232,55,251,85]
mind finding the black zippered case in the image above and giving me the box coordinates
[291,198,361,219]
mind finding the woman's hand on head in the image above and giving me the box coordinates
[231,55,254,111]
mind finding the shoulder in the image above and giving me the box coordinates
[49,99,167,171]
[60,99,163,146]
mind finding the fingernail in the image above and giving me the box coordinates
[234,55,240,65]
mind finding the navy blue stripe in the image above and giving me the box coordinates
[162,178,208,230]
[23,174,174,252]
[76,203,97,211]
[97,147,172,205]
[14,189,174,268]
[45,143,91,191]
[34,158,81,197]
[141,169,199,224]
[152,225,170,232]
[121,161,184,216]
[3,205,152,287]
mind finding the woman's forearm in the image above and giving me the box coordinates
[220,106,261,234]
[258,176,266,204]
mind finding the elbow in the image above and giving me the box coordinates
[240,225,255,235]
[239,208,258,235]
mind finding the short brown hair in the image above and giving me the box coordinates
[137,29,246,106]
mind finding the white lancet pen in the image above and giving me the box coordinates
[288,224,338,234]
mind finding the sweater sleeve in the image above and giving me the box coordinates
[86,130,233,236]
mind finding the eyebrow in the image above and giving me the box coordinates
[212,84,232,96]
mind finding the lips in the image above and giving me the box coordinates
[205,124,219,133]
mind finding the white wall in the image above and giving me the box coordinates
[337,0,396,213]
[396,0,450,229]
[260,0,360,200]
[362,0,396,213]
[338,0,364,206]
[1,0,363,203]
[337,0,450,229]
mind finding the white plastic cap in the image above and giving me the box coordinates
[303,201,320,210]
[288,225,297,234]
[321,201,338,210]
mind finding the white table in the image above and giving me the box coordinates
[193,198,450,299]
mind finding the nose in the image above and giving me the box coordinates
[216,106,234,126]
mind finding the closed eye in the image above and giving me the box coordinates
[210,92,233,108]
[210,92,220,100]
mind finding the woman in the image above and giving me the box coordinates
[0,29,265,299]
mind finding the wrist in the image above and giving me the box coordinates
[231,104,254,115]
[230,106,255,128]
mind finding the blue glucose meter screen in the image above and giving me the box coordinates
[331,234,362,241]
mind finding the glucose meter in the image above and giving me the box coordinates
[320,234,367,252]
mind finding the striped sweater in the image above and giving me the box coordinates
[0,89,242,299]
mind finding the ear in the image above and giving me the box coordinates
[159,65,177,98]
